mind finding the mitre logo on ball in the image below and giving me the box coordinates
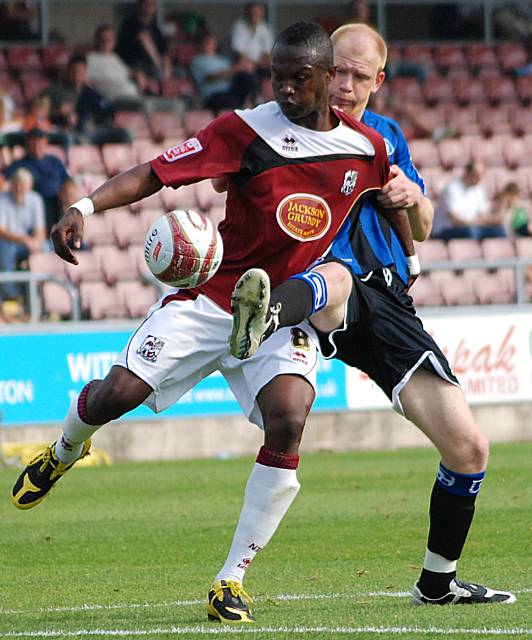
[144,209,223,288]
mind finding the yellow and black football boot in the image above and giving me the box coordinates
[11,440,91,509]
[206,580,255,623]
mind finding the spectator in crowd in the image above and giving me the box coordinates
[190,31,258,114]
[432,161,506,240]
[87,24,146,109]
[0,168,46,304]
[21,95,70,153]
[494,182,530,237]
[230,3,273,79]
[0,92,23,167]
[116,0,172,89]
[3,128,71,235]
[44,54,131,146]
[0,1,39,41]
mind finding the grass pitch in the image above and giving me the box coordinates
[0,441,530,639]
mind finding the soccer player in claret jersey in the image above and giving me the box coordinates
[11,22,401,623]
[230,23,515,607]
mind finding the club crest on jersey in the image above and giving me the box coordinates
[276,193,331,242]
[137,335,165,362]
[340,169,358,196]
[163,137,203,162]
[281,132,298,152]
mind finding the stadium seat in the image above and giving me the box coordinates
[503,136,532,168]
[150,111,185,142]
[109,210,146,249]
[93,245,139,285]
[447,239,482,262]
[114,111,151,140]
[470,270,514,304]
[470,135,505,167]
[140,208,164,229]
[161,77,196,100]
[511,107,532,136]
[452,76,485,105]
[182,109,214,137]
[41,281,74,319]
[402,43,434,67]
[496,42,527,73]
[408,139,440,169]
[129,191,163,213]
[6,46,41,71]
[481,238,515,260]
[81,172,107,196]
[28,251,66,278]
[68,144,106,175]
[64,251,104,285]
[444,105,481,136]
[478,108,512,137]
[421,168,456,199]
[128,243,151,280]
[483,76,516,105]
[409,274,445,307]
[160,183,197,211]
[134,139,163,163]
[515,237,532,258]
[83,214,114,247]
[438,139,471,170]
[422,74,454,105]
[390,77,423,101]
[41,45,70,74]
[440,276,477,306]
[434,44,466,72]
[19,72,51,102]
[116,280,158,318]
[465,43,499,72]
[515,76,532,105]
[87,283,127,320]
[101,143,136,177]
[415,239,448,263]
[194,180,227,212]
[0,73,24,106]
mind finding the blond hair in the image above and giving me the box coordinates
[331,23,387,71]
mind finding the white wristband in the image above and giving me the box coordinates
[406,253,421,275]
[71,197,95,219]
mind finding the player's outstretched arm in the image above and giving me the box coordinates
[376,164,434,241]
[51,163,163,265]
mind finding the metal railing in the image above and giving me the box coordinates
[0,271,80,322]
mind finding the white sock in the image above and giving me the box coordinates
[54,395,102,464]
[424,550,457,574]
[215,462,300,584]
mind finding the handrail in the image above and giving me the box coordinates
[0,271,80,322]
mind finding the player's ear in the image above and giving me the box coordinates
[326,65,337,83]
[371,70,385,94]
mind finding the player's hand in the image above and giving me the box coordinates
[51,207,84,265]
[376,165,422,210]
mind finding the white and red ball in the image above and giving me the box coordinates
[144,209,223,288]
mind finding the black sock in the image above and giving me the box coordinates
[269,278,314,327]
[418,481,477,597]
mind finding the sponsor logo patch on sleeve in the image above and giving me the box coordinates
[163,138,203,163]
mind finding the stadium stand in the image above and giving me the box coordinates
[1,36,531,320]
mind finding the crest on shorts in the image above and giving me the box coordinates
[137,335,165,362]
[341,169,358,196]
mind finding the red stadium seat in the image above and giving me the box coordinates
[116,280,158,318]
[109,210,146,249]
[408,139,440,169]
[134,140,163,163]
[82,214,114,247]
[434,44,466,72]
[42,281,74,318]
[87,283,127,320]
[478,107,512,137]
[69,144,106,175]
[150,111,185,142]
[515,76,532,105]
[441,276,477,306]
[41,45,71,73]
[452,76,485,105]
[140,208,164,229]
[101,143,136,177]
[438,138,472,170]
[515,237,532,258]
[6,46,41,71]
[129,190,163,213]
[465,43,499,72]
[160,183,197,211]
[415,239,448,263]
[182,109,214,137]
[114,111,151,139]
[503,137,532,169]
[93,245,139,285]
[19,72,51,102]
[496,43,527,73]
[194,180,227,212]
[481,238,515,260]
[470,135,505,167]
[483,76,517,105]
[28,251,66,278]
[390,77,423,101]
[409,274,445,307]
[447,239,482,262]
[161,77,196,100]
[402,43,434,67]
[468,270,514,304]
[444,105,481,136]
[421,168,456,199]
[422,74,454,105]
[64,251,104,285]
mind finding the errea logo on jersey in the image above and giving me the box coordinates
[276,193,331,241]
[282,132,298,152]
[163,138,203,162]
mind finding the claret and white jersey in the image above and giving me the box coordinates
[150,101,389,312]
[115,102,389,427]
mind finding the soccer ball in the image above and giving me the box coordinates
[144,209,223,288]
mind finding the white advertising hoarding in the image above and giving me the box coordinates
[346,310,532,410]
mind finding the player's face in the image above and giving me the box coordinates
[272,45,335,127]
[329,36,385,120]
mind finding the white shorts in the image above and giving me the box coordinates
[115,293,318,428]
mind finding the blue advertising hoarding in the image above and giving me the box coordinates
[0,327,347,426]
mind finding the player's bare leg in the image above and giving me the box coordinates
[12,366,151,509]
[207,375,314,622]
[230,261,351,359]
[400,368,515,605]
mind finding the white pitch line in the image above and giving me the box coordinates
[1,625,532,638]
[0,589,530,617]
